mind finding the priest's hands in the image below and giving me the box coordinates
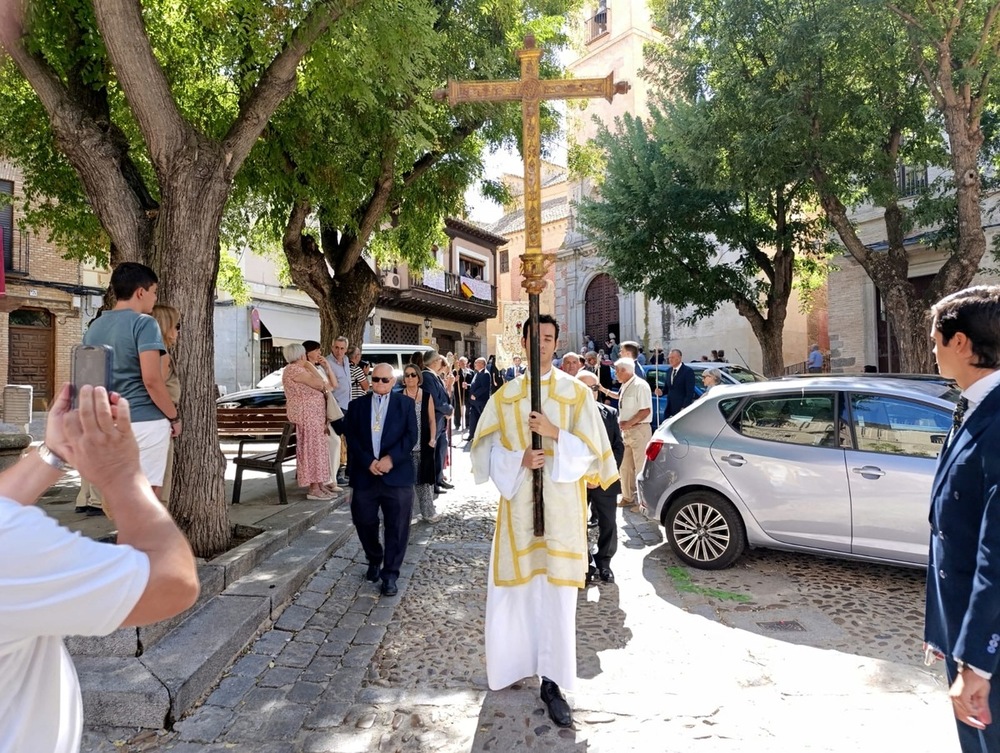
[528,411,558,440]
[521,448,545,470]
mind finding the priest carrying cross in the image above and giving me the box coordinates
[440,34,626,728]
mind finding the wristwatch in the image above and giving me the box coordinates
[37,443,69,472]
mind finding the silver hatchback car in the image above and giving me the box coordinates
[636,377,960,569]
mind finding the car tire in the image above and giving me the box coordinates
[664,490,746,570]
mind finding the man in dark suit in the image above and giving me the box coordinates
[503,354,526,382]
[421,353,454,493]
[577,370,625,583]
[453,357,472,432]
[466,357,491,441]
[925,286,1000,752]
[655,348,696,418]
[344,363,418,597]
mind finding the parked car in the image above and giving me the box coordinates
[643,362,765,428]
[636,376,960,570]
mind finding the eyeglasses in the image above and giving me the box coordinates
[371,376,393,384]
[588,384,599,392]
[404,373,418,378]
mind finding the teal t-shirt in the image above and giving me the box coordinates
[82,309,166,422]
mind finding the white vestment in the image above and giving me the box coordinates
[471,369,618,690]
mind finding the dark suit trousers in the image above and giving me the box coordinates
[351,479,413,581]
[435,422,448,482]
[588,488,619,569]
[467,402,485,439]
[946,659,1000,753]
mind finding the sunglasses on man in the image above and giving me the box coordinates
[371,376,393,384]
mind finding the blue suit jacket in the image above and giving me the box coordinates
[469,369,491,405]
[925,383,1000,672]
[664,363,696,417]
[344,392,418,489]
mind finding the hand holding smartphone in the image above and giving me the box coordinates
[70,344,114,408]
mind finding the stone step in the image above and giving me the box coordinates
[77,500,356,728]
[67,496,343,659]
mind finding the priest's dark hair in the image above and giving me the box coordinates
[521,314,560,343]
[302,340,321,353]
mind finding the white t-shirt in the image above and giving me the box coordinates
[0,499,150,753]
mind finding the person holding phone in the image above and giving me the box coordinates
[0,383,199,753]
[82,262,179,502]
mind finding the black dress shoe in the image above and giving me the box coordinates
[540,678,572,727]
[438,480,454,489]
[365,562,380,582]
[599,567,615,583]
[434,486,443,495]
[84,506,106,517]
[588,519,599,528]
[380,578,398,597]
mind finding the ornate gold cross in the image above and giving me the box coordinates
[436,34,629,535]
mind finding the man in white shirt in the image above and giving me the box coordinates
[600,357,652,509]
[326,335,353,485]
[0,383,200,753]
[471,315,618,728]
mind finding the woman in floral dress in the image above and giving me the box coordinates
[282,343,332,500]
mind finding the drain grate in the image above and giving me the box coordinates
[756,620,806,632]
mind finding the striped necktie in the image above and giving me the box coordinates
[952,397,969,433]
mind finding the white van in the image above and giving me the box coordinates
[362,343,436,379]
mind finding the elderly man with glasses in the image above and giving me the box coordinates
[343,363,418,597]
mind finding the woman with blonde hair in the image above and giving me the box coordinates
[152,304,181,505]
[282,343,333,500]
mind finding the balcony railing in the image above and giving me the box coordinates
[897,165,928,198]
[586,7,609,43]
[411,269,496,305]
[3,227,29,276]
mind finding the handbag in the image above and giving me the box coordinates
[326,392,344,422]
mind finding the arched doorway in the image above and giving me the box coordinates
[584,273,619,351]
[9,307,54,410]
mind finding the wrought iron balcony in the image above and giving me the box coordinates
[586,7,609,42]
[897,165,928,198]
[377,268,497,324]
[3,227,29,276]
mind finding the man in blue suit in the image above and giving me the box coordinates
[655,348,696,418]
[926,286,1000,751]
[344,363,418,597]
[466,357,491,441]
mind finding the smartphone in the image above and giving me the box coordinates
[70,344,114,408]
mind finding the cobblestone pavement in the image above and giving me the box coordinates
[83,448,958,753]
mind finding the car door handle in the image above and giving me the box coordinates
[720,454,746,467]
[852,465,886,479]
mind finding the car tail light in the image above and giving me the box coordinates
[646,439,664,462]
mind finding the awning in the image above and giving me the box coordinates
[255,302,320,346]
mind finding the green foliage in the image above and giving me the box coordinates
[217,248,251,304]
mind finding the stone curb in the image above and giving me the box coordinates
[76,495,356,729]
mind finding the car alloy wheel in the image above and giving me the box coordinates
[665,490,746,570]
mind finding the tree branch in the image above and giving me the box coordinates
[335,136,400,276]
[90,0,190,168]
[223,0,367,177]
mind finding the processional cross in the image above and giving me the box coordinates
[435,35,629,536]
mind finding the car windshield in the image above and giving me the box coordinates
[721,365,765,383]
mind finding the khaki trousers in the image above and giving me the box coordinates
[619,423,652,505]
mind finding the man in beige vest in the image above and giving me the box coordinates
[600,357,652,509]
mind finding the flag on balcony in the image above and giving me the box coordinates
[460,281,474,299]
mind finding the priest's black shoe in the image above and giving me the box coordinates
[438,480,454,490]
[540,678,572,728]
[599,567,615,583]
[380,578,398,597]
[434,486,443,495]
[365,562,380,582]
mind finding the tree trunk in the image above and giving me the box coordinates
[155,166,231,557]
[283,206,381,351]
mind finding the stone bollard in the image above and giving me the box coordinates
[0,433,32,472]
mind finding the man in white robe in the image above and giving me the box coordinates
[471,314,619,727]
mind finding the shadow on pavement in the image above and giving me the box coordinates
[576,582,632,681]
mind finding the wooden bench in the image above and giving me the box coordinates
[217,406,297,505]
